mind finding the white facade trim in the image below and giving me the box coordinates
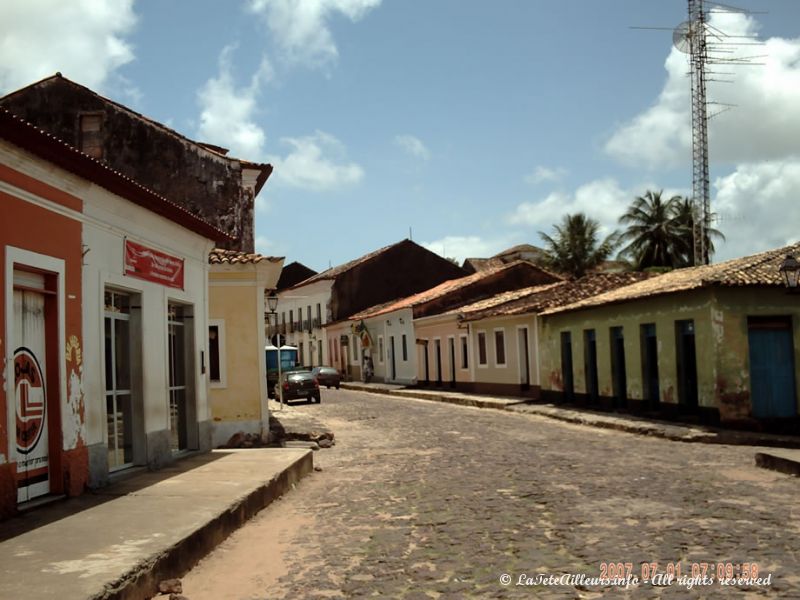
[4,246,67,461]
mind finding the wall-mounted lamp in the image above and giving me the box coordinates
[779,254,800,291]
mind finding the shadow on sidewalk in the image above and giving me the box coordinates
[0,451,233,543]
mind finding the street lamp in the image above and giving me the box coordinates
[779,254,800,291]
[266,290,284,410]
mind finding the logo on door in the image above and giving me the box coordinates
[15,347,47,454]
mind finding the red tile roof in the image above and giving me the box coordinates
[0,108,231,242]
[209,249,283,265]
[542,242,800,316]
[460,272,651,321]
[350,260,562,320]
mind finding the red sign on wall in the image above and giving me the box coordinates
[124,240,184,289]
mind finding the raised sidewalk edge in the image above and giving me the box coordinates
[341,382,800,449]
[99,450,314,600]
[754,450,800,477]
[0,449,313,600]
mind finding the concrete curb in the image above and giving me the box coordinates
[342,383,800,449]
[94,451,313,600]
[754,452,800,477]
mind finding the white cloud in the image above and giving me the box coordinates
[394,134,430,160]
[605,11,800,169]
[247,0,381,68]
[196,46,272,160]
[269,131,364,191]
[0,0,137,94]
[524,166,567,185]
[712,158,800,260]
[509,178,633,239]
[421,235,519,264]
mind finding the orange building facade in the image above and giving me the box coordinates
[0,158,86,517]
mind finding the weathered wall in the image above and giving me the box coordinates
[540,286,800,423]
[540,289,714,411]
[208,260,282,447]
[1,76,255,251]
[465,314,538,389]
[363,308,416,384]
[330,241,465,321]
[414,315,470,386]
[0,148,87,516]
[711,287,800,421]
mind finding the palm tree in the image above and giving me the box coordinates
[538,213,619,278]
[671,197,725,265]
[617,190,690,269]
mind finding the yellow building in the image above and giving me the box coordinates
[208,250,283,446]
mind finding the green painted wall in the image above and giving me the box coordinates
[539,286,800,422]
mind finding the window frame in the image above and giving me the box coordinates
[208,318,227,387]
[494,327,507,368]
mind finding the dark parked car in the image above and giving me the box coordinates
[311,366,341,389]
[275,370,320,403]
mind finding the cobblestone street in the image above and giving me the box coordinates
[183,390,800,599]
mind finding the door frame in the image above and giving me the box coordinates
[5,247,66,502]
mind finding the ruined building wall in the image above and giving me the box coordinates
[0,76,254,251]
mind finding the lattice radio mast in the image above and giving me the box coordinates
[672,0,764,265]
[674,1,711,265]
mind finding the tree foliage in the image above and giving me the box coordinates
[617,190,725,269]
[538,213,619,278]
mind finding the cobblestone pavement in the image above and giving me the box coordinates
[183,389,800,599]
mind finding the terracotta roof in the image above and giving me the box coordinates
[493,243,547,259]
[209,249,283,265]
[2,73,273,196]
[542,242,800,316]
[461,272,651,322]
[291,239,413,288]
[350,260,562,321]
[462,257,503,273]
[0,108,232,242]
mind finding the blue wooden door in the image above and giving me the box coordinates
[748,323,797,418]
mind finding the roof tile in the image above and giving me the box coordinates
[542,242,800,316]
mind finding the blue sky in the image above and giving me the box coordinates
[2,1,800,272]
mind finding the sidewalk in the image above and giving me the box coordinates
[0,448,312,600]
[342,381,800,448]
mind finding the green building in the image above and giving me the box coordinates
[539,243,800,428]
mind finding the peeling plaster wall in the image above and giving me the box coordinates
[540,286,800,423]
[711,287,800,421]
[540,289,714,408]
[1,78,255,251]
[1,142,87,512]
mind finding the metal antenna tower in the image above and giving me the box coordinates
[672,0,765,265]
[685,1,710,265]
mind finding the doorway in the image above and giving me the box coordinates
[584,330,599,402]
[13,272,53,503]
[104,290,143,471]
[560,331,574,401]
[168,302,196,452]
[448,337,456,388]
[389,335,396,381]
[748,316,797,418]
[610,326,627,408]
[518,327,530,390]
[676,320,698,409]
[641,324,660,410]
[434,339,442,385]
